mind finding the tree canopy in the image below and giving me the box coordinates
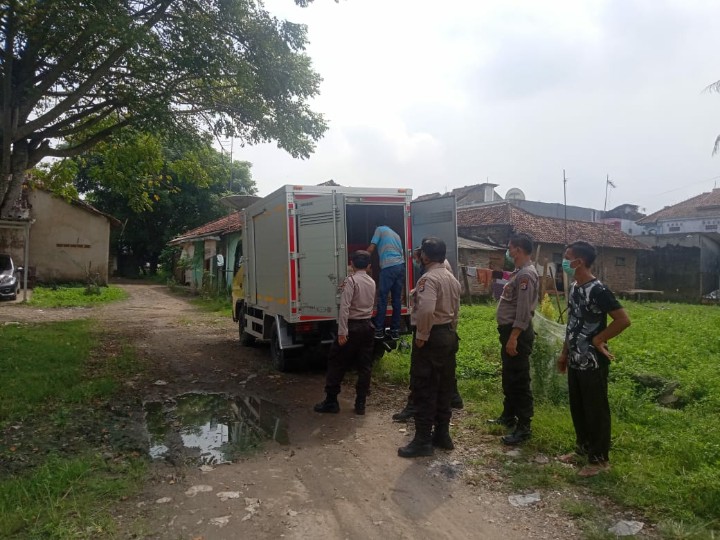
[0,0,326,217]
[34,127,256,275]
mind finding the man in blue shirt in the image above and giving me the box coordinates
[367,223,405,340]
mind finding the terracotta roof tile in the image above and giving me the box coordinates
[169,211,243,244]
[637,188,720,224]
[458,202,649,250]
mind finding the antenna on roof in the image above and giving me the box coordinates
[563,169,568,245]
[599,174,616,279]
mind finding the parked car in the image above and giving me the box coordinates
[0,253,21,301]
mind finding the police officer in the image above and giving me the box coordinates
[489,232,539,445]
[314,250,376,415]
[392,246,463,422]
[398,237,461,458]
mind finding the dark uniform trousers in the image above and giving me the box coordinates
[410,324,459,432]
[567,357,611,463]
[498,323,535,422]
[324,319,375,398]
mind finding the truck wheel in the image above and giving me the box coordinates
[270,323,289,372]
[238,305,255,346]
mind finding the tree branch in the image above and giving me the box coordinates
[17,0,173,139]
[37,117,133,161]
[34,99,117,138]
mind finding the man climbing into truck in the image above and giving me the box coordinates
[367,221,405,340]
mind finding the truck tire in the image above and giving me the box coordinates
[238,304,255,346]
[270,323,289,372]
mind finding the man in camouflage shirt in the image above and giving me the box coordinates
[557,240,630,477]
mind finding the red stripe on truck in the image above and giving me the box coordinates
[289,207,298,304]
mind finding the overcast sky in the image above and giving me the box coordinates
[233,0,720,214]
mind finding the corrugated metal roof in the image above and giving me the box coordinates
[457,236,503,251]
[458,202,649,250]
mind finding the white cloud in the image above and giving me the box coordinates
[238,0,720,213]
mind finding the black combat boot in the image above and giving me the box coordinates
[313,394,340,414]
[501,419,532,445]
[392,400,416,422]
[398,424,434,458]
[450,378,464,409]
[450,393,464,410]
[354,397,366,415]
[432,423,454,450]
[486,415,517,429]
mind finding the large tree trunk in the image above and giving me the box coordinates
[0,142,29,219]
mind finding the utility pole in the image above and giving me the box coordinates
[563,169,568,245]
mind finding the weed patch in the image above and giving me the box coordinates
[376,302,720,532]
[28,285,128,308]
[0,320,146,537]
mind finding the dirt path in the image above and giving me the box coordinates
[2,283,588,539]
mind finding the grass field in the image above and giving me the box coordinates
[377,301,720,535]
[28,284,128,308]
[0,320,146,538]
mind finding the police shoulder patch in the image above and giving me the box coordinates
[519,277,529,290]
[417,277,426,292]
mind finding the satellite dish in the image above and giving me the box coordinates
[221,194,262,210]
[505,188,526,201]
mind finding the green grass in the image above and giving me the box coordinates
[189,295,232,316]
[377,301,720,532]
[0,454,145,538]
[0,320,146,538]
[28,285,128,308]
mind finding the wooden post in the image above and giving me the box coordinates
[461,265,473,304]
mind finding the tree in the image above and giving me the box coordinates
[0,0,326,217]
[707,80,720,155]
[40,127,256,275]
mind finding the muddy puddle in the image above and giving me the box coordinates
[145,392,289,465]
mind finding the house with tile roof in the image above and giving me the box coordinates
[167,211,244,291]
[0,187,120,288]
[634,188,720,300]
[457,201,650,292]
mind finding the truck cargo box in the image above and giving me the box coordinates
[232,185,457,371]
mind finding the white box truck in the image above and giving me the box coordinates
[231,185,457,371]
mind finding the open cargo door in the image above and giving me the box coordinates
[411,195,458,275]
[296,194,344,319]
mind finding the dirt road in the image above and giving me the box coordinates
[2,283,587,539]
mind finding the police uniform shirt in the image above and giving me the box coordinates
[495,261,539,330]
[411,261,461,341]
[337,271,376,336]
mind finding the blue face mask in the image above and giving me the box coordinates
[505,248,513,265]
[562,258,576,277]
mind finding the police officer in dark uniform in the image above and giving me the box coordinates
[398,237,461,458]
[314,250,377,415]
[392,246,463,422]
[488,232,539,445]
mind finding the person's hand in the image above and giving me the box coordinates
[338,335,348,346]
[557,351,568,374]
[415,338,426,348]
[592,336,614,360]
[505,336,518,356]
